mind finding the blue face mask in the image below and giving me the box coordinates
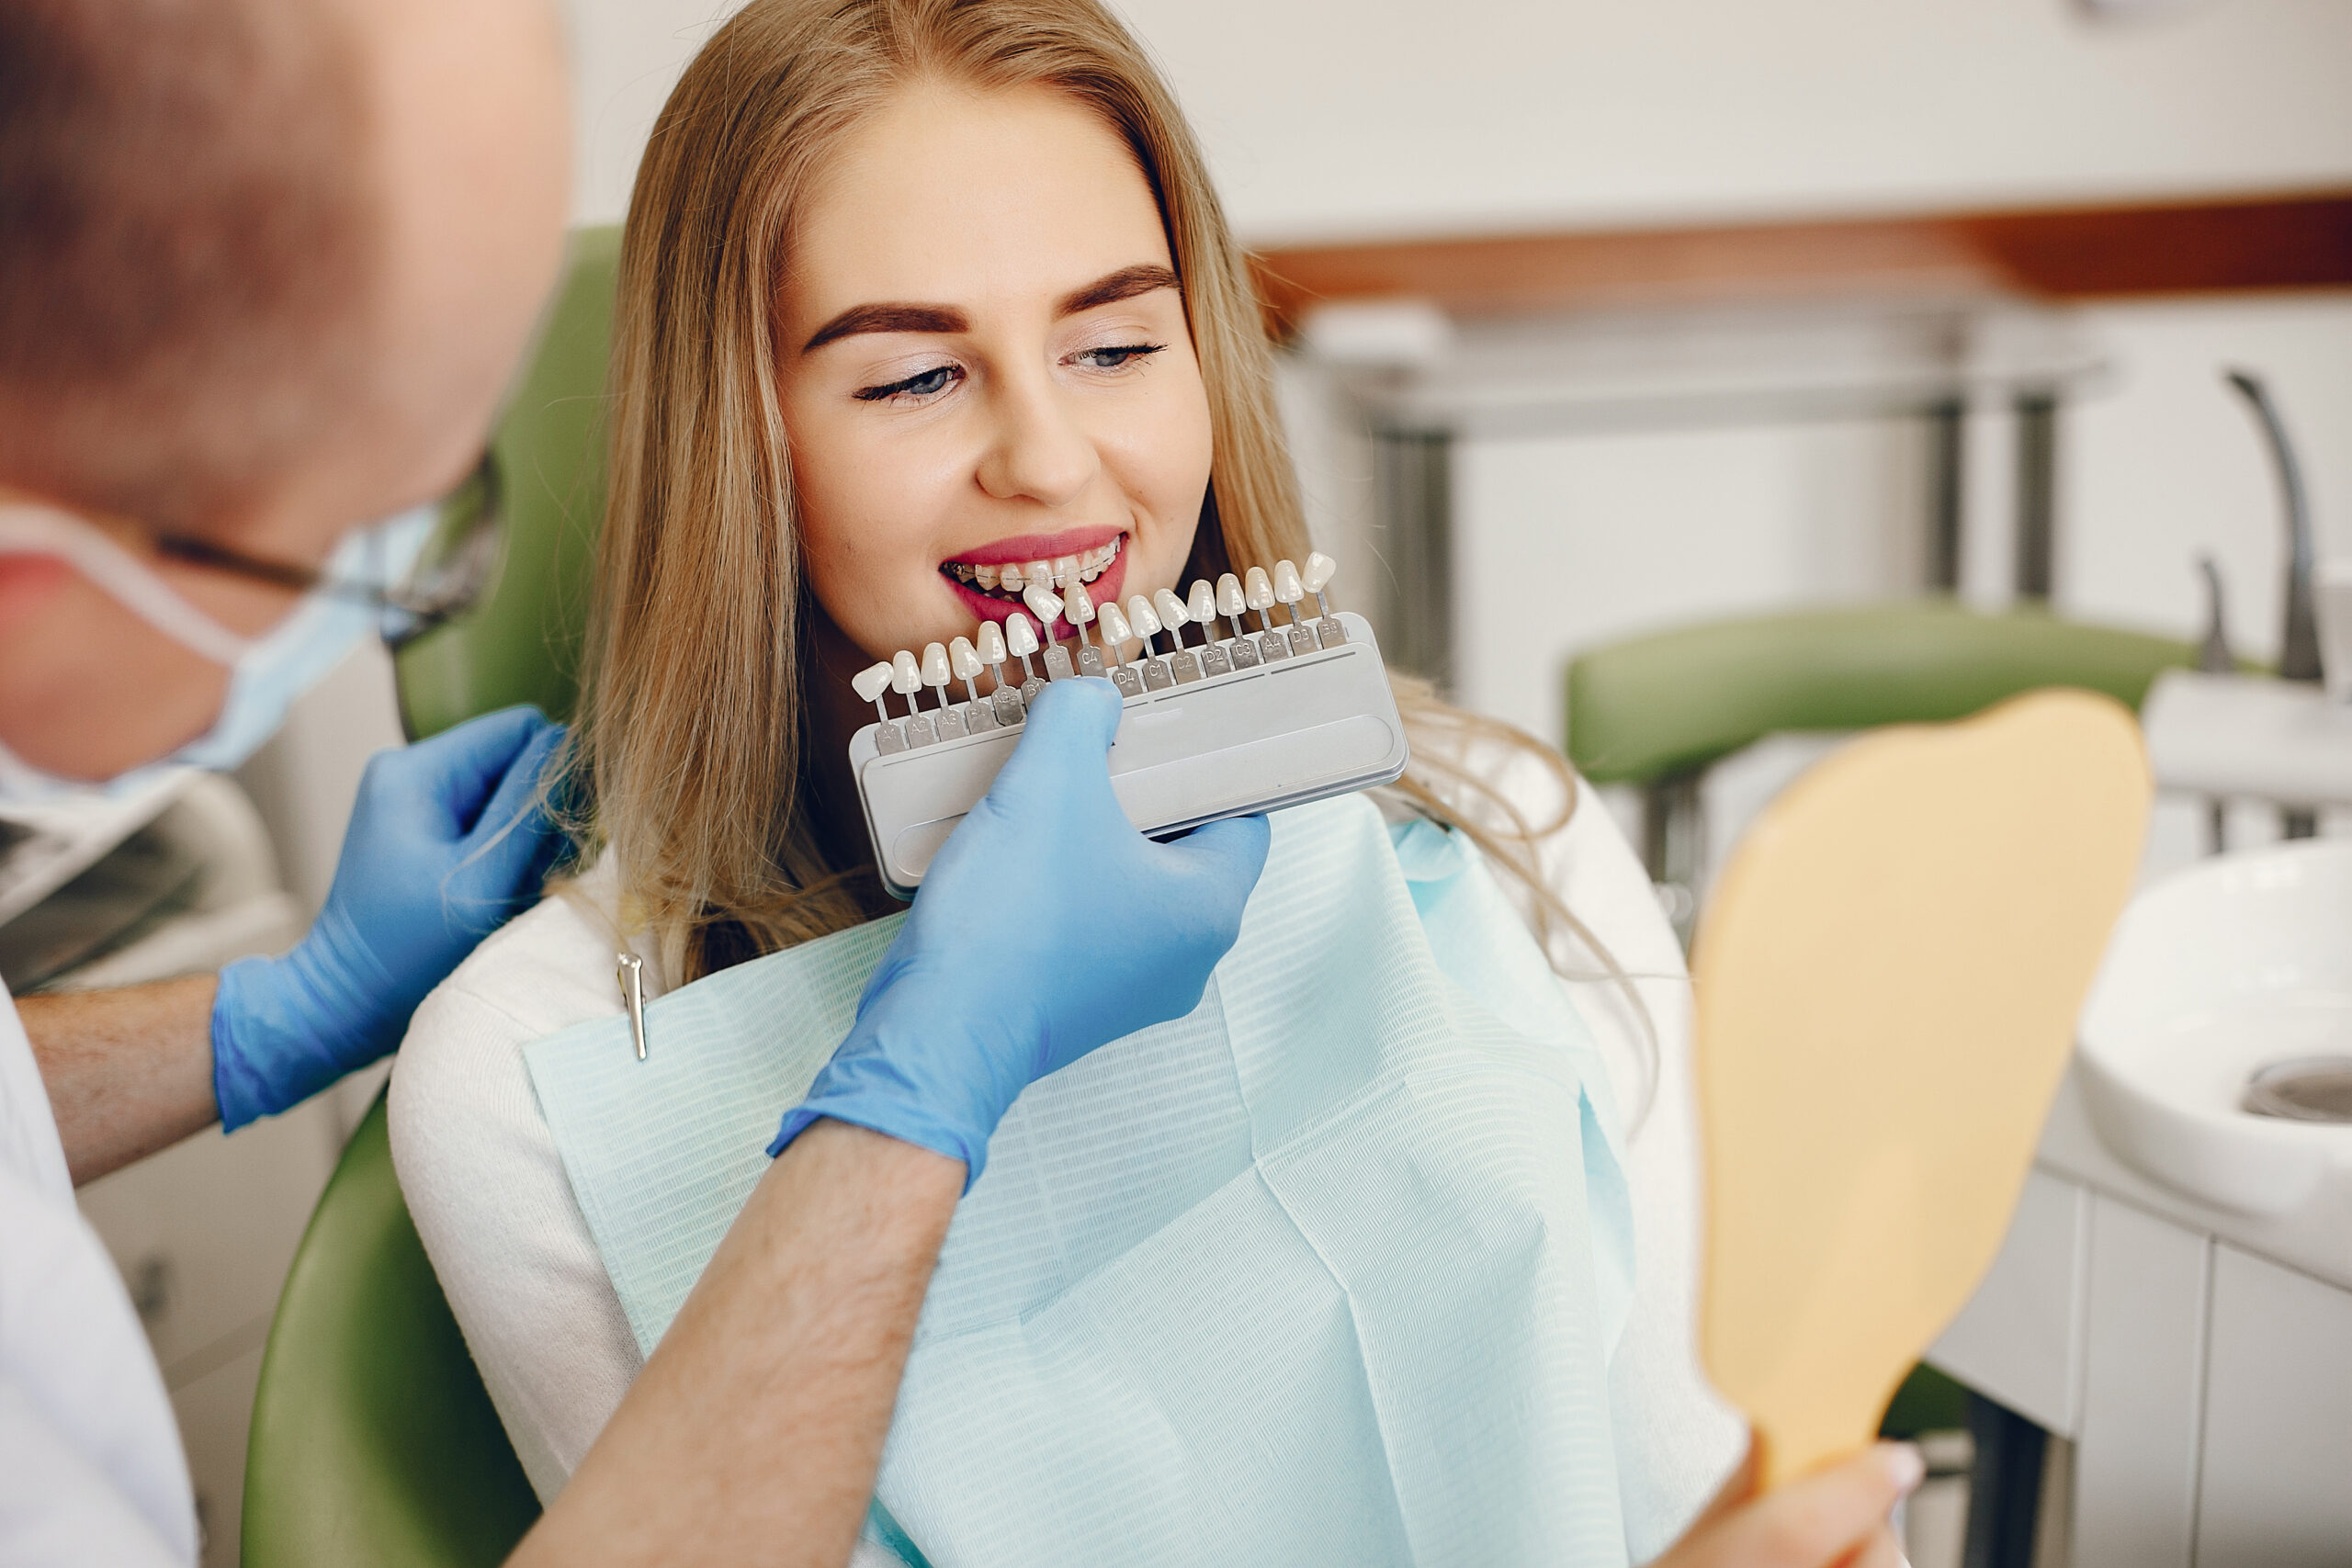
[0,504,434,806]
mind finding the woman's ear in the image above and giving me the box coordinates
[1178,481,1230,584]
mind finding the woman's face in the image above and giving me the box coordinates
[775,81,1212,667]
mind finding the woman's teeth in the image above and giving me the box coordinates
[944,536,1122,599]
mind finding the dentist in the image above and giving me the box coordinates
[0,1,1264,1563]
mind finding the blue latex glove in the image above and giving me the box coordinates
[212,706,568,1130]
[772,678,1271,1186]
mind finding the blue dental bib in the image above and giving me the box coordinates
[525,795,1634,1566]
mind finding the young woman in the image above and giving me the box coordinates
[390,2,1916,1562]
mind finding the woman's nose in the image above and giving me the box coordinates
[974,375,1098,509]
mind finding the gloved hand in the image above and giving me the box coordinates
[772,678,1271,1186]
[212,706,568,1130]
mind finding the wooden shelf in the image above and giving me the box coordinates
[1249,189,2352,334]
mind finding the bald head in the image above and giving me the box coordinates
[0,0,568,546]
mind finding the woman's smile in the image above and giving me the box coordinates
[938,528,1126,638]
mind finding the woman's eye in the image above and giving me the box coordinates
[1072,343,1166,372]
[856,364,961,402]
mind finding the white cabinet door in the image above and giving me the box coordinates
[1929,1168,2087,1437]
[2195,1245,2352,1568]
[2073,1196,2209,1568]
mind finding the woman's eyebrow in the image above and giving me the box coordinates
[1058,264,1180,318]
[801,302,970,354]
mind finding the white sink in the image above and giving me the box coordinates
[2077,840,2352,1216]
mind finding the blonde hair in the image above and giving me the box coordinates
[562,0,1651,1110]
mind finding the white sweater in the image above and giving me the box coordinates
[388,745,1745,1563]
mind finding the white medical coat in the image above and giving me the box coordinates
[0,984,198,1565]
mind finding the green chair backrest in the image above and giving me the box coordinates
[243,228,624,1567]
[242,1094,541,1567]
[395,224,620,740]
[1565,601,2200,787]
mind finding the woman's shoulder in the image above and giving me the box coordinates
[408,855,646,1055]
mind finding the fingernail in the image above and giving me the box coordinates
[1884,1442,1925,1495]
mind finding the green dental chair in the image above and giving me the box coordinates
[241,226,620,1568]
[1565,601,2200,898]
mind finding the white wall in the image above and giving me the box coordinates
[1433,294,2352,749]
[563,0,2352,237]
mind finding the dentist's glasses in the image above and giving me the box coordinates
[152,447,505,649]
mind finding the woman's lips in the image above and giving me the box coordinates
[945,547,1129,643]
[944,525,1125,570]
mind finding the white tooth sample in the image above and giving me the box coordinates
[1154,588,1191,642]
[949,635,984,702]
[1273,558,1304,606]
[1064,578,1095,626]
[1245,565,1275,613]
[1216,572,1246,620]
[1051,554,1079,588]
[921,641,951,706]
[1125,593,1161,645]
[1095,599,1131,661]
[890,649,922,695]
[1188,579,1217,627]
[977,619,1008,664]
[1023,582,1063,631]
[852,660,894,717]
[1003,611,1038,658]
[974,563,999,590]
[1303,551,1337,592]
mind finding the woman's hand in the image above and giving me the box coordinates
[1650,1435,1923,1568]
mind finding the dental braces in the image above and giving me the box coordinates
[846,551,1409,897]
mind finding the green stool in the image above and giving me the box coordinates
[1565,601,2197,897]
[244,226,620,1565]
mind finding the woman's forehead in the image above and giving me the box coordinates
[785,81,1173,329]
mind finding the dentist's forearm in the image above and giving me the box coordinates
[514,1119,962,1568]
[20,975,220,1185]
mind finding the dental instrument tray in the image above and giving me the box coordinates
[846,553,1408,898]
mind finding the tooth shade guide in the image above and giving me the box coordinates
[1188,579,1218,626]
[1022,582,1063,634]
[1154,588,1191,649]
[1095,600,1131,662]
[1272,558,1305,615]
